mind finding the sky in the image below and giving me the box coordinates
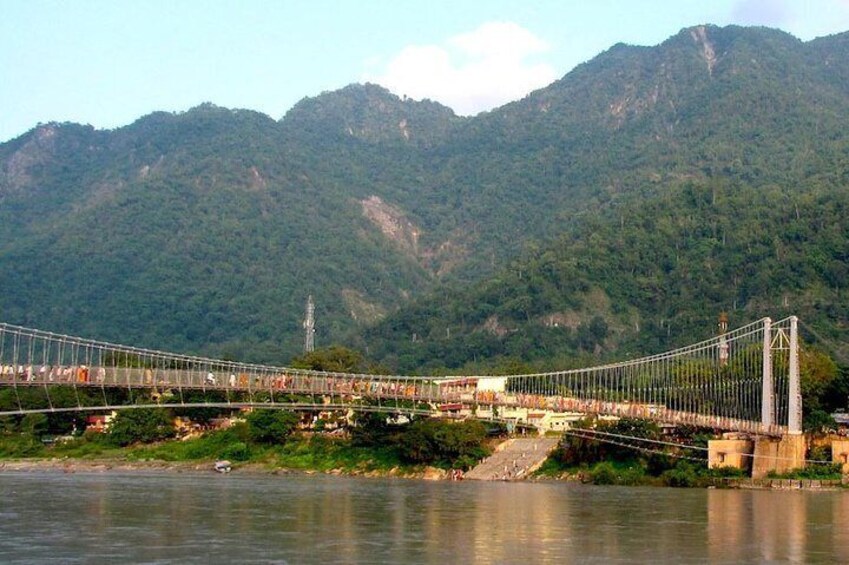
[2,0,849,143]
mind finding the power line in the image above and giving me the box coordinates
[564,427,833,465]
[563,429,707,462]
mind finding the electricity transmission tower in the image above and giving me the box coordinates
[303,295,315,353]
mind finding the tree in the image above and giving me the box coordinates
[821,366,849,413]
[173,391,231,425]
[20,413,49,437]
[291,346,366,373]
[554,417,663,467]
[109,408,175,446]
[398,418,489,469]
[800,348,839,431]
[245,409,299,444]
[350,410,396,447]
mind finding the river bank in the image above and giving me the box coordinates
[2,426,844,487]
[3,457,847,489]
[0,456,454,480]
[0,457,213,474]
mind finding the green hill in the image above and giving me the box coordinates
[358,25,849,371]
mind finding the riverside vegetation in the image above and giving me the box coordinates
[0,405,495,477]
[533,417,843,487]
[1,345,848,484]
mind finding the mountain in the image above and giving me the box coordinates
[0,101,439,360]
[359,25,849,371]
[1,25,848,368]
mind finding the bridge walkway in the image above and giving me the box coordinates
[0,316,802,435]
[465,437,560,481]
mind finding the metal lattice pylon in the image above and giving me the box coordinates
[303,295,315,353]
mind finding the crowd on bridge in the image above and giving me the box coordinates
[1,364,107,383]
[0,362,780,434]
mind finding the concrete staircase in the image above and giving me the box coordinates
[465,437,560,481]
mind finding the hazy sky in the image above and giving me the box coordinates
[2,0,849,143]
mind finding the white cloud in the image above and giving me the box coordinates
[729,0,849,39]
[364,21,557,115]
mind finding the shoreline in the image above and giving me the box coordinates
[0,457,448,480]
[2,458,845,489]
[0,458,221,475]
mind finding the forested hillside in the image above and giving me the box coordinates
[0,103,437,360]
[1,25,848,369]
[360,178,849,372]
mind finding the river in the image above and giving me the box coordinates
[0,471,846,563]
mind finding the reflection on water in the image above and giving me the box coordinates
[0,471,847,563]
[707,488,849,563]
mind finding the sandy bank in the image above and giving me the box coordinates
[0,458,216,474]
[0,458,448,480]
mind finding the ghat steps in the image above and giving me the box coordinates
[465,438,560,481]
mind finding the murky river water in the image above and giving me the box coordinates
[0,471,846,563]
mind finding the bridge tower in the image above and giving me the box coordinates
[750,316,804,478]
[762,318,774,427]
[788,315,802,434]
[760,316,802,433]
[303,295,315,353]
[713,316,804,477]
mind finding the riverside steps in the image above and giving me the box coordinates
[465,438,560,481]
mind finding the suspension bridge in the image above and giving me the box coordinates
[0,316,802,437]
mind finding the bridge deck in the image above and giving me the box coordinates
[0,368,786,435]
[0,316,801,435]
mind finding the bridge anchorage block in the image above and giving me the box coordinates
[708,439,753,474]
[751,434,806,479]
[830,439,849,475]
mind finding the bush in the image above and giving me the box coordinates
[616,464,648,486]
[20,413,49,437]
[219,441,250,462]
[589,462,618,485]
[245,410,299,444]
[661,461,701,487]
[704,466,747,479]
[804,409,835,433]
[556,417,663,467]
[50,432,116,458]
[767,464,842,480]
[0,433,45,457]
[123,425,252,462]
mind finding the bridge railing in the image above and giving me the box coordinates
[487,317,797,434]
[0,322,452,415]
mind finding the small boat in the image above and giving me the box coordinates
[214,460,232,473]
